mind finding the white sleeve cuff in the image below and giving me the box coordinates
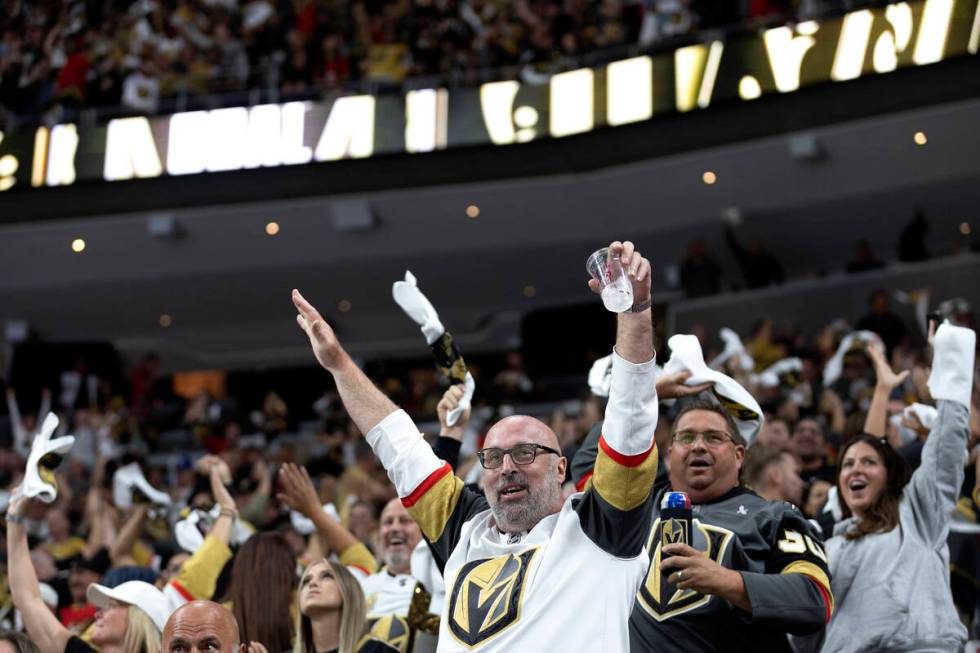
[365,409,444,497]
[603,348,659,456]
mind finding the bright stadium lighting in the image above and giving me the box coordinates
[606,57,653,126]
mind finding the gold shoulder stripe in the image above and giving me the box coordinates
[593,443,658,511]
[405,471,465,542]
[781,560,834,614]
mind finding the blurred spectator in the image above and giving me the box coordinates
[898,209,930,262]
[723,225,785,289]
[755,415,791,449]
[845,239,884,274]
[790,416,836,484]
[679,238,722,298]
[493,350,533,400]
[743,444,804,505]
[856,289,908,354]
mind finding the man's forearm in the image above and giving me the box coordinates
[615,307,655,364]
[331,354,401,436]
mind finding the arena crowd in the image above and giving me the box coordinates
[0,238,977,652]
[1,0,878,127]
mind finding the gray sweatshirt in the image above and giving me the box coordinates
[794,400,970,653]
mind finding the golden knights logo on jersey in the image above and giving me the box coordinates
[367,615,410,652]
[661,517,689,547]
[637,518,734,621]
[447,548,538,647]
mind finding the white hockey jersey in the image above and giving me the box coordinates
[365,351,661,651]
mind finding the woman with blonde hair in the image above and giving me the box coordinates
[295,559,396,653]
[5,497,171,653]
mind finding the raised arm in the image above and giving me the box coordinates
[110,505,149,566]
[862,343,909,437]
[165,466,237,605]
[278,463,378,574]
[6,497,72,653]
[293,289,399,434]
[904,322,976,548]
[578,240,660,557]
[292,289,487,570]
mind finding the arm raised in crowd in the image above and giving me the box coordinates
[863,343,909,437]
[904,322,975,547]
[292,289,487,570]
[165,466,237,604]
[577,240,661,557]
[5,497,72,653]
[277,463,378,574]
[293,289,399,434]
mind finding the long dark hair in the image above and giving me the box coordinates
[836,434,911,540]
[225,533,297,653]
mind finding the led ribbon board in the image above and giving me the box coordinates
[0,0,976,192]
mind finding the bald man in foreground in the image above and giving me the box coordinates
[163,601,241,653]
[293,240,661,652]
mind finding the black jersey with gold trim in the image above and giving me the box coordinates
[629,485,832,653]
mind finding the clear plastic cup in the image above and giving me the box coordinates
[586,247,634,313]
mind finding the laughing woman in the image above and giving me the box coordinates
[796,322,975,653]
[295,559,397,653]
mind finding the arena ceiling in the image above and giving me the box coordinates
[1,95,979,371]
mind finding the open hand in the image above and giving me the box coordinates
[276,463,320,517]
[293,289,348,372]
[866,343,909,390]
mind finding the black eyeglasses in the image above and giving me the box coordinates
[476,443,561,469]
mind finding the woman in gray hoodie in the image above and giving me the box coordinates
[795,321,975,653]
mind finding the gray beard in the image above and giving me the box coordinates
[384,549,411,573]
[488,467,562,533]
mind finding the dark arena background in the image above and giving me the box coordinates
[1,0,979,651]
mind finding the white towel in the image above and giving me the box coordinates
[822,330,882,387]
[392,270,474,426]
[709,328,755,372]
[663,334,764,445]
[927,321,976,408]
[290,503,341,535]
[903,402,938,431]
[174,505,253,553]
[15,413,75,504]
[588,353,614,397]
[113,462,172,510]
[751,357,803,388]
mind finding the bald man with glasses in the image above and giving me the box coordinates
[292,240,660,652]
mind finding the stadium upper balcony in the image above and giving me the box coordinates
[0,1,905,125]
[0,0,978,217]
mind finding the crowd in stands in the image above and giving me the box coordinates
[0,0,875,126]
[0,240,976,651]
